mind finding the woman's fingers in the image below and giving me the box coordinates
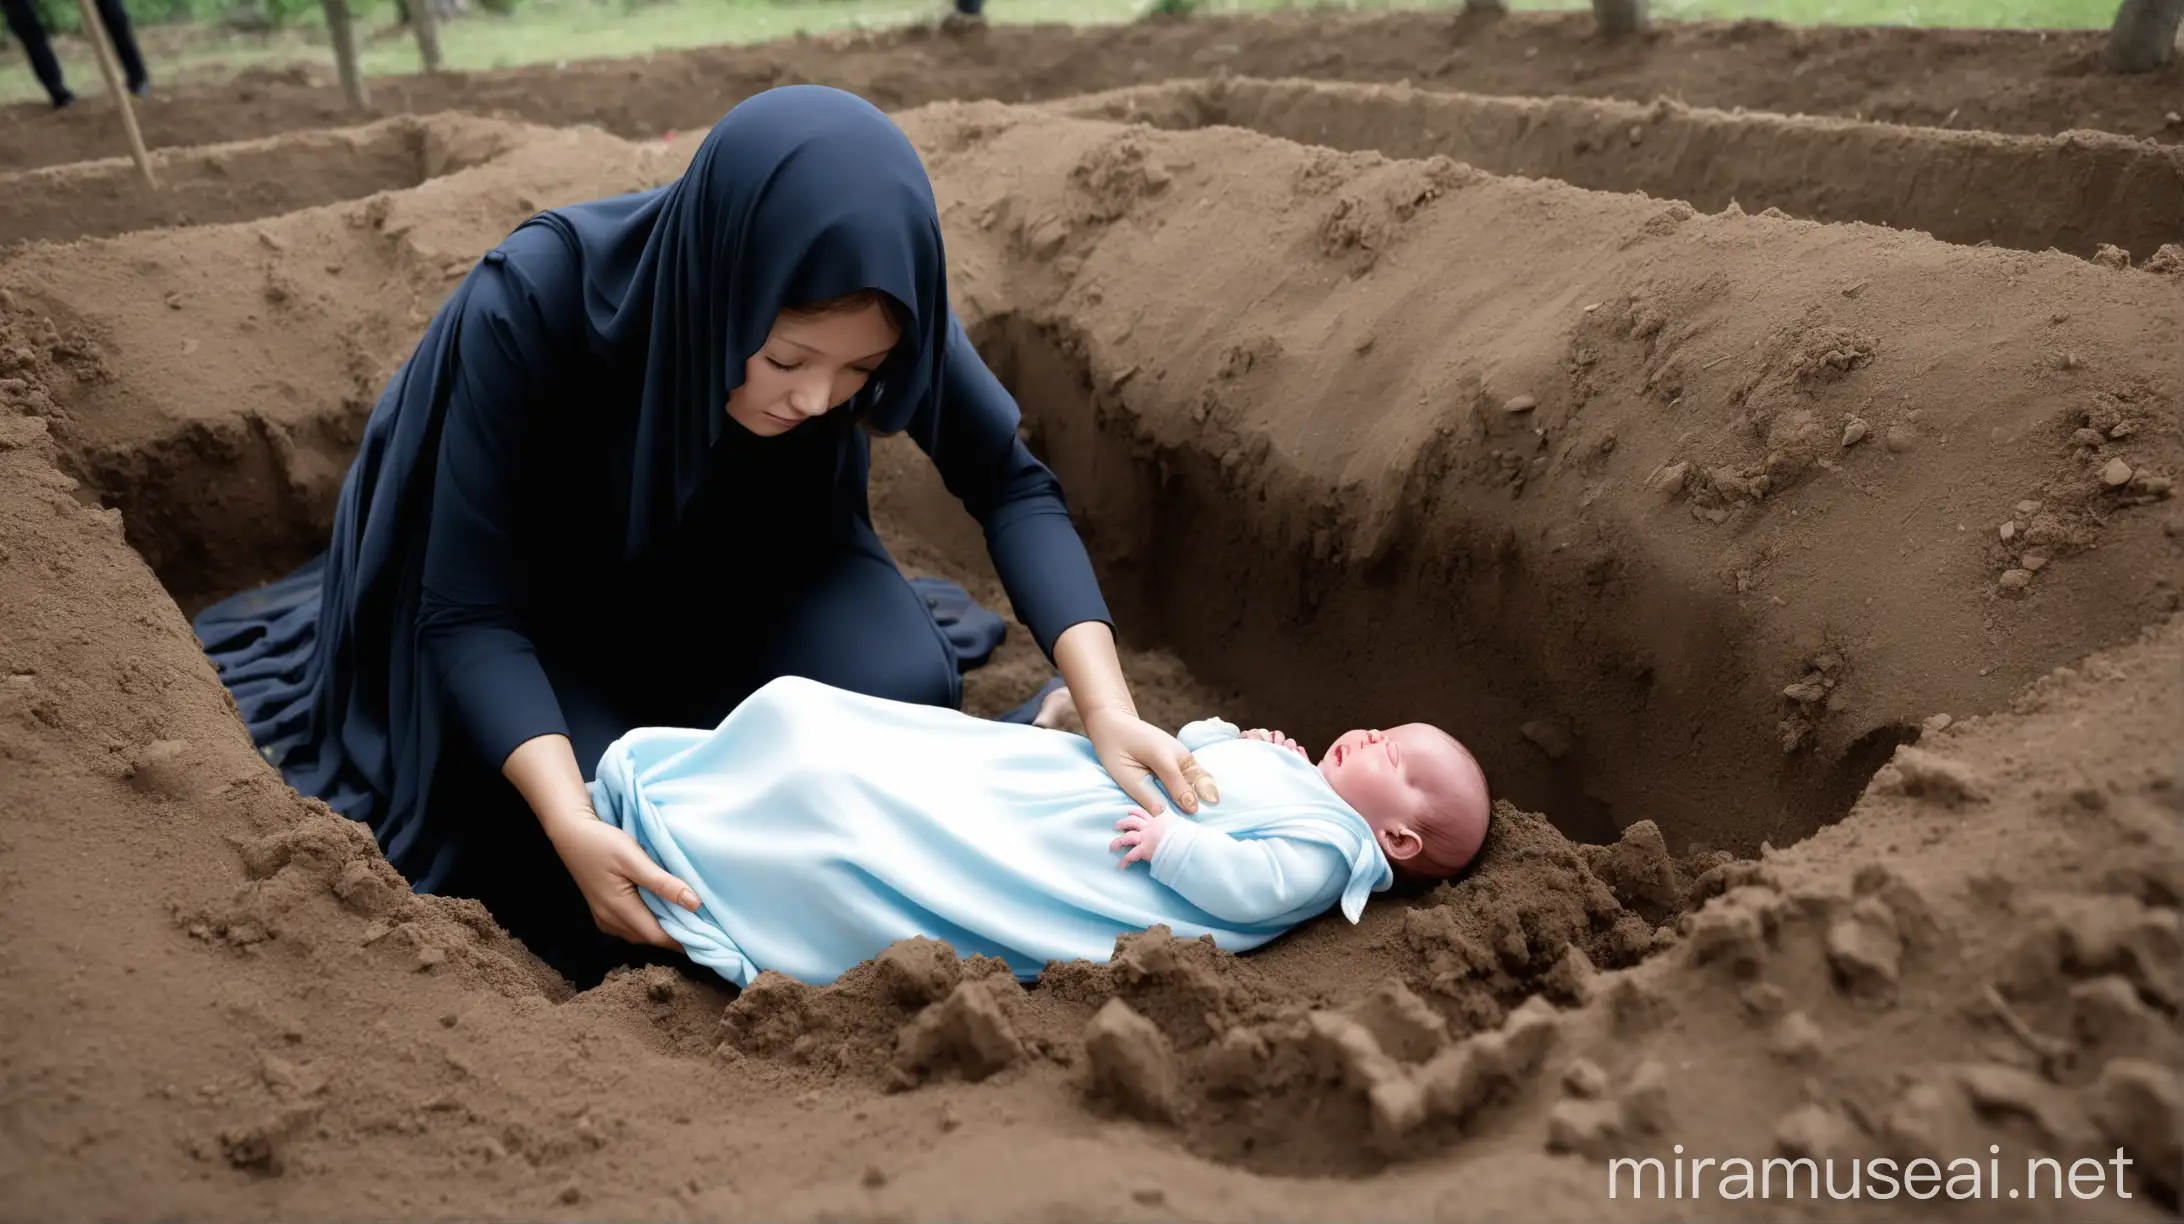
[594,894,678,948]
[626,850,700,912]
[1145,752,1199,815]
[1175,750,1219,806]
[1115,767,1169,817]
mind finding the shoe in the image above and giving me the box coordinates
[129,79,149,97]
[51,88,75,109]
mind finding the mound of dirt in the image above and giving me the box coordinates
[1052,77,2184,260]
[0,87,2179,1223]
[5,10,2182,180]
[0,112,538,248]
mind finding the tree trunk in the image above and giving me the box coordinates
[2104,0,2184,72]
[321,0,368,109]
[409,0,443,73]
[1592,0,1648,36]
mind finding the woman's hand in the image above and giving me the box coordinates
[1081,705,1220,817]
[1111,807,1174,869]
[503,734,698,950]
[1243,727,1310,761]
[1048,621,1219,816]
[543,813,701,950]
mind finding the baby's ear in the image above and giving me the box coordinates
[1380,826,1424,863]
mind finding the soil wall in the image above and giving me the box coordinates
[1054,77,2184,259]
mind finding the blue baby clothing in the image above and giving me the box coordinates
[590,676,1393,986]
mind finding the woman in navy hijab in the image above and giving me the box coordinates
[194,86,1221,987]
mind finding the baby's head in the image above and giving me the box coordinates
[1318,725,1489,878]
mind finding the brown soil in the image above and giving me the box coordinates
[2,34,2181,1224]
[0,113,542,248]
[1054,77,2184,259]
[5,10,2184,178]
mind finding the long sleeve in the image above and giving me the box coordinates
[908,313,1111,657]
[413,254,568,768]
[1147,819,1354,928]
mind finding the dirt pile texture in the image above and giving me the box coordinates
[5,9,2184,177]
[0,113,543,247]
[912,102,2181,855]
[1052,77,2184,259]
[1,34,2181,1224]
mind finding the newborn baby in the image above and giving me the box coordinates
[591,676,1489,987]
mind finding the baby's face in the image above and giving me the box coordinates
[1318,724,1481,857]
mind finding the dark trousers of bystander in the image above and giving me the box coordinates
[0,0,149,108]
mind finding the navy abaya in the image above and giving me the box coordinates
[192,86,1109,985]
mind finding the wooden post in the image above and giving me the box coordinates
[322,0,369,109]
[2104,0,2184,72]
[409,0,443,74]
[72,0,155,189]
[1592,0,1649,36]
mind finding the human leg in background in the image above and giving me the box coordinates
[90,0,147,92]
[0,0,73,106]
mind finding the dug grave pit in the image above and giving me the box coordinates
[0,111,1733,1197]
[1,100,2179,1219]
[0,113,548,249]
[0,118,687,614]
[905,100,2182,858]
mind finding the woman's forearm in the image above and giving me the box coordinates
[502,734,597,839]
[1052,620,1136,720]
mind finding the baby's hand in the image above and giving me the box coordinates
[1111,807,1175,870]
[1243,728,1310,761]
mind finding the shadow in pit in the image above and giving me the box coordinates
[974,311,1910,859]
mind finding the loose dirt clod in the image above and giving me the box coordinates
[892,977,1028,1087]
[1083,998,1180,1123]
[1877,746,1988,804]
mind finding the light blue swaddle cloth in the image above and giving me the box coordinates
[590,675,1393,987]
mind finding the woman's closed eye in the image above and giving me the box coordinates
[765,356,802,372]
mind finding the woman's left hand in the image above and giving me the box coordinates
[1081,705,1220,817]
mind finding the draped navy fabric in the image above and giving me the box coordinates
[193,86,1106,984]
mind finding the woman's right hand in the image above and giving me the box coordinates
[544,813,701,950]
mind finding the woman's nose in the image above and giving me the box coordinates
[788,373,831,416]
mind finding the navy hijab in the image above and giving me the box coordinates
[529,84,952,555]
[200,87,961,878]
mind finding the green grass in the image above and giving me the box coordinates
[1,0,2115,108]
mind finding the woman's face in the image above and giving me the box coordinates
[726,302,901,437]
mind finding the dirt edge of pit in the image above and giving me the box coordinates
[1047,76,2184,260]
[5,8,2183,179]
